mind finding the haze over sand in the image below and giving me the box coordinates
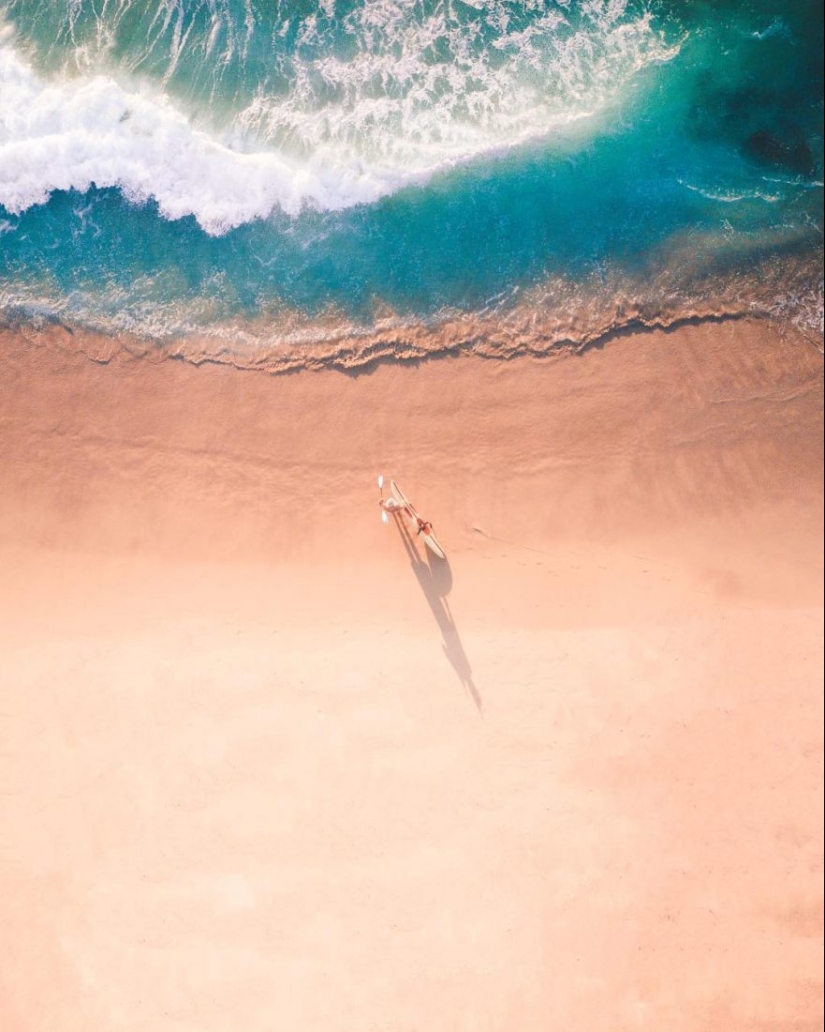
[1,318,823,1031]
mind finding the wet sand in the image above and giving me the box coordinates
[1,319,822,1031]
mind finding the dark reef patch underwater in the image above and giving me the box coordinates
[1,0,822,362]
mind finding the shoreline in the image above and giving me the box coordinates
[4,242,823,375]
[1,317,823,1031]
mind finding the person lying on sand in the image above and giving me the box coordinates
[377,475,446,559]
[379,496,431,537]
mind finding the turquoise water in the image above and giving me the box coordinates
[0,0,822,352]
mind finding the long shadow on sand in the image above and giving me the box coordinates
[393,517,482,714]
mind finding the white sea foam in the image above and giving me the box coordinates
[678,180,783,204]
[0,42,409,231]
[0,3,677,233]
[236,2,678,171]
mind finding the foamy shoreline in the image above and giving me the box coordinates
[1,318,822,1031]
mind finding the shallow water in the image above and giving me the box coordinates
[1,0,822,354]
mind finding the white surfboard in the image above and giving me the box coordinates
[390,479,446,560]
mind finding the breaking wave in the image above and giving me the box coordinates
[0,2,678,230]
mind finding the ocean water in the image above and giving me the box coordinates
[0,0,822,363]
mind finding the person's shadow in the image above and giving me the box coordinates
[393,518,482,714]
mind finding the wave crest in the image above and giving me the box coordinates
[0,2,677,231]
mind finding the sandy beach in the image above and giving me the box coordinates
[1,318,822,1031]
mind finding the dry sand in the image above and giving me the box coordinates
[1,319,823,1031]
